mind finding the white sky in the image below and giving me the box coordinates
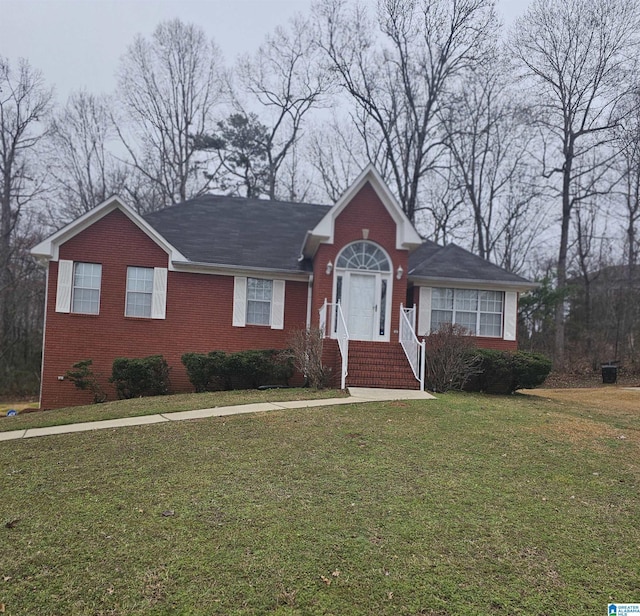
[1,0,532,102]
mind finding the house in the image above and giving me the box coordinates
[31,166,533,408]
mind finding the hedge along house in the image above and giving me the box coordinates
[32,165,534,408]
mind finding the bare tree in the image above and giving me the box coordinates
[511,0,640,368]
[230,15,330,200]
[49,91,128,221]
[614,88,640,273]
[307,115,374,202]
[116,19,223,209]
[0,57,52,390]
[417,157,467,244]
[315,0,498,222]
[442,55,544,272]
[569,192,611,365]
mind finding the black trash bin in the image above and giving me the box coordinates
[601,364,618,384]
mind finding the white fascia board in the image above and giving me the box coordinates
[172,260,311,282]
[409,275,537,293]
[303,164,422,257]
[30,196,186,269]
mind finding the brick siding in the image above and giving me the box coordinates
[41,209,308,408]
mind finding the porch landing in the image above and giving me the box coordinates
[348,387,434,401]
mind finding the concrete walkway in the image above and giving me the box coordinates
[0,387,434,442]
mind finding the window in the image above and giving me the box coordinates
[233,277,285,329]
[247,278,272,325]
[430,288,503,337]
[126,267,154,318]
[336,241,390,271]
[72,262,102,314]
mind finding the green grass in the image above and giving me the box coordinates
[1,392,638,615]
[0,388,347,432]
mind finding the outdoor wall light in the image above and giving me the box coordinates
[326,261,333,275]
[396,265,404,280]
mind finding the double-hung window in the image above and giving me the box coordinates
[430,288,504,337]
[126,267,154,318]
[71,262,102,314]
[125,266,167,319]
[232,276,285,329]
[246,278,272,325]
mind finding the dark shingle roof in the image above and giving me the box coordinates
[143,194,531,286]
[144,194,330,272]
[408,240,530,286]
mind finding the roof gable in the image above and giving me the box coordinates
[302,165,423,258]
[31,196,185,266]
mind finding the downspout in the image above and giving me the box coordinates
[306,274,314,329]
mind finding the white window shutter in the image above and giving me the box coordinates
[233,276,247,327]
[504,291,517,341]
[417,287,432,336]
[151,267,168,319]
[55,259,73,313]
[271,280,285,330]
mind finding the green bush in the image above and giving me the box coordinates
[110,355,171,399]
[227,350,292,389]
[181,351,229,392]
[467,349,552,394]
[182,349,293,392]
[65,359,107,403]
[512,351,553,389]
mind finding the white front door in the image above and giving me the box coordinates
[347,273,377,340]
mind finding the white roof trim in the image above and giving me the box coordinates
[172,260,311,282]
[30,196,186,269]
[303,164,423,257]
[409,276,537,292]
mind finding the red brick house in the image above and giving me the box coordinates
[32,166,533,408]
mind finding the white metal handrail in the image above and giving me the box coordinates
[399,303,425,391]
[319,299,349,389]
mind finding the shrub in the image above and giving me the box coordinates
[470,349,513,394]
[182,349,293,392]
[287,327,332,389]
[181,351,229,392]
[110,355,171,399]
[467,349,552,394]
[512,351,552,390]
[65,359,107,403]
[226,350,293,389]
[424,324,481,392]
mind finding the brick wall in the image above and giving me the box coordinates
[311,182,409,340]
[41,209,308,408]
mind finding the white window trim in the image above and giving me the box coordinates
[125,266,168,319]
[418,286,510,339]
[56,260,103,315]
[233,276,285,329]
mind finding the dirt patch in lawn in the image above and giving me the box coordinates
[521,387,640,449]
[521,387,640,415]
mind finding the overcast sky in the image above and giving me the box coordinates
[1,0,533,101]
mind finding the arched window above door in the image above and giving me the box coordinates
[336,241,390,272]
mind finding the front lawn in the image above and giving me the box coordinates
[1,392,638,615]
[0,388,347,432]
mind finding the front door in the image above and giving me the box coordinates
[347,273,376,340]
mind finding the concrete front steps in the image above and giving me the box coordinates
[321,339,420,390]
